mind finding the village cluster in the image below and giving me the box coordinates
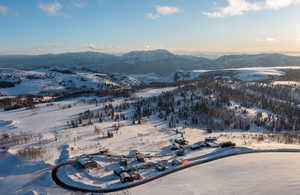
[73,134,235,184]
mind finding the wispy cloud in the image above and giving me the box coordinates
[147,5,180,19]
[87,43,97,50]
[0,5,8,16]
[38,1,62,16]
[266,37,276,41]
[203,0,300,18]
[71,0,88,8]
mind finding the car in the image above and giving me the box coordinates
[176,148,185,156]
[155,164,166,171]
[220,141,236,148]
[130,172,142,180]
[171,159,183,166]
[119,159,128,166]
[0,146,8,153]
[120,172,134,183]
[174,138,188,145]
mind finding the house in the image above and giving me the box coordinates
[114,167,126,176]
[205,137,217,143]
[77,155,98,169]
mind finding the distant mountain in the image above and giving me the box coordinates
[215,53,300,67]
[0,52,120,70]
[1,50,300,74]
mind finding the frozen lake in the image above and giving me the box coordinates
[131,153,300,195]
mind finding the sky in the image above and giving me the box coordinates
[0,0,300,55]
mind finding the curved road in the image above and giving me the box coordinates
[51,147,300,193]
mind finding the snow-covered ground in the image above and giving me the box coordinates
[132,152,300,195]
[133,87,177,98]
[272,81,300,86]
[1,67,300,194]
[0,68,142,96]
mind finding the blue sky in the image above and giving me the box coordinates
[1,0,300,55]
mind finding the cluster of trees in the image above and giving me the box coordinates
[67,77,300,132]
[0,95,45,110]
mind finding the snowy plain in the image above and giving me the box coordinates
[1,66,300,194]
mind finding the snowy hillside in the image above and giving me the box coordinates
[0,67,142,96]
[1,66,300,194]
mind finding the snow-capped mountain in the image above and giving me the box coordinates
[1,50,300,75]
[215,53,300,67]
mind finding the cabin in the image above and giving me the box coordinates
[77,155,98,169]
[205,137,217,143]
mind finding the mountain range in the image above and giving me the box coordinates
[1,50,300,74]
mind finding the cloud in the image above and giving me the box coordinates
[71,0,88,8]
[0,5,8,16]
[266,37,275,41]
[203,0,300,18]
[87,43,97,50]
[38,1,62,16]
[147,5,180,19]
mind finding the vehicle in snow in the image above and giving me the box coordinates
[119,158,128,166]
[206,142,219,148]
[176,148,185,156]
[130,172,142,181]
[171,159,183,166]
[174,138,188,145]
[154,164,166,172]
[136,153,146,162]
[220,141,236,148]
[0,146,8,153]
[120,172,134,183]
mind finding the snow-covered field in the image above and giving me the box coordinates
[1,66,300,194]
[0,68,142,96]
[132,152,300,195]
[133,87,177,98]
